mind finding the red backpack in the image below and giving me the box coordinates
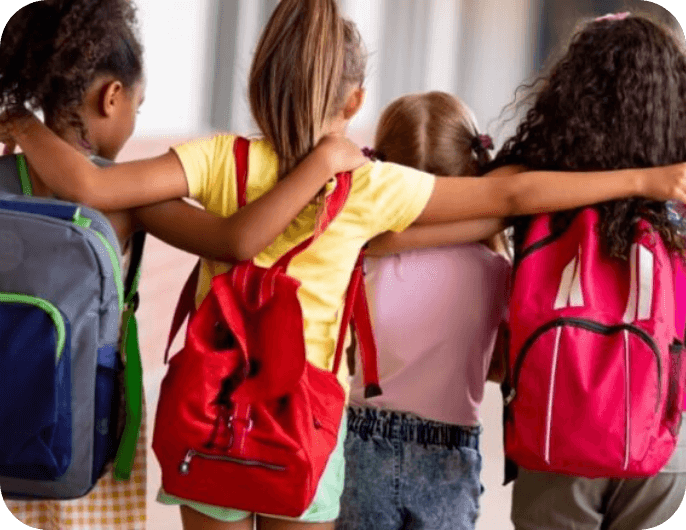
[152,137,381,516]
[503,207,686,479]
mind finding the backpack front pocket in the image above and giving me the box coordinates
[0,294,72,480]
[509,318,661,474]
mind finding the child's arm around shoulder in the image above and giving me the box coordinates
[8,114,188,210]
[413,164,686,224]
[366,218,504,256]
[134,135,367,262]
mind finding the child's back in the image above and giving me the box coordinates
[339,91,510,530]
[350,243,508,426]
[491,14,686,530]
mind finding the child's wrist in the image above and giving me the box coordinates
[311,141,338,177]
[631,167,648,197]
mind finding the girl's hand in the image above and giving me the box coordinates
[0,109,32,153]
[314,134,367,175]
[641,163,686,203]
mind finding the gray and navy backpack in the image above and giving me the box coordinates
[0,153,145,499]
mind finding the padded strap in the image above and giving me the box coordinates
[124,231,146,309]
[113,307,143,480]
[164,137,251,363]
[15,154,32,196]
[234,137,249,208]
[273,172,352,271]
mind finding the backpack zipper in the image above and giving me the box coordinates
[507,317,662,411]
[178,449,286,475]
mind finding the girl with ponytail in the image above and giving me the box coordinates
[4,1,686,529]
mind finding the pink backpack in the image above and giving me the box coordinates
[503,207,686,478]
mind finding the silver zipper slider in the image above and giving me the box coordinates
[179,450,194,475]
[504,389,516,407]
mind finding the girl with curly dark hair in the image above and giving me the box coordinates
[7,2,686,529]
[0,1,149,528]
[492,13,686,530]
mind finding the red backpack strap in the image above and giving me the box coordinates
[164,137,251,363]
[233,137,249,207]
[332,251,382,397]
[272,172,352,271]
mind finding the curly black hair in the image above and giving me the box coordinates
[0,0,143,140]
[493,15,686,260]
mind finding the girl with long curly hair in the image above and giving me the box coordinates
[493,13,686,530]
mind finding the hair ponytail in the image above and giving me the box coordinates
[249,0,365,177]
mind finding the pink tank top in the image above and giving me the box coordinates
[348,244,511,427]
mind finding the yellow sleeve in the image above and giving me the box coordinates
[353,161,436,237]
[172,134,237,208]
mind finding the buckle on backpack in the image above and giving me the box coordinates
[503,389,516,407]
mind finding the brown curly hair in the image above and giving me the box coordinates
[0,0,143,141]
[493,15,686,260]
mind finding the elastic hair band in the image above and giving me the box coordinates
[472,134,494,152]
[362,147,386,161]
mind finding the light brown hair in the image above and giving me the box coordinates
[248,0,366,178]
[374,91,488,176]
[374,91,509,255]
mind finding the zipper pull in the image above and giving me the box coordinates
[503,388,516,407]
[179,450,194,475]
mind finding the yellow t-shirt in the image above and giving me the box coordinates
[174,134,435,374]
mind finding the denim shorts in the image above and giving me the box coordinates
[336,406,484,530]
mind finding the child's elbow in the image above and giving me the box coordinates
[218,237,257,263]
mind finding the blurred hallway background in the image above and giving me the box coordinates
[0,1,682,529]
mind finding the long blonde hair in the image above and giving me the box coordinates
[375,91,510,256]
[248,0,366,178]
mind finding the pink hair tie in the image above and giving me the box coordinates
[595,12,630,23]
[361,147,386,161]
[472,134,494,152]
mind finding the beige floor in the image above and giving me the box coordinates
[120,137,514,530]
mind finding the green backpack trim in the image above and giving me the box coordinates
[15,154,32,196]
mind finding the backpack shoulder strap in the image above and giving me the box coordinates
[332,250,382,397]
[271,171,352,271]
[164,136,250,362]
[124,230,146,310]
[0,154,32,196]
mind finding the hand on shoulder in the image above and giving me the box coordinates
[315,134,368,175]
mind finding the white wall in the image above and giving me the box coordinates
[135,0,213,136]
[1,0,537,144]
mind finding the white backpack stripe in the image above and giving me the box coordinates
[623,244,654,323]
[554,248,584,310]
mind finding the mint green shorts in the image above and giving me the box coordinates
[157,412,347,523]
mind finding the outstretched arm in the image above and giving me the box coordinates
[414,164,686,224]
[366,218,504,256]
[135,137,366,261]
[5,114,366,212]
